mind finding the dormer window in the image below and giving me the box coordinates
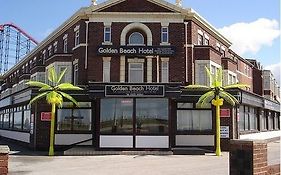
[129,32,144,45]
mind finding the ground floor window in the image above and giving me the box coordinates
[57,102,92,131]
[100,98,168,135]
[177,110,212,132]
[239,105,258,131]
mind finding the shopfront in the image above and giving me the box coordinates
[89,83,181,149]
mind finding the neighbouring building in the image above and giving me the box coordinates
[0,0,280,151]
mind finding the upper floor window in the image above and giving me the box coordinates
[74,30,80,47]
[53,42,58,53]
[161,59,169,83]
[198,34,203,45]
[129,62,143,82]
[63,38,68,53]
[204,38,209,45]
[129,32,144,45]
[161,27,169,43]
[104,27,111,42]
[48,46,52,57]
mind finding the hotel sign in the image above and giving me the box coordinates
[97,46,176,56]
[105,85,165,97]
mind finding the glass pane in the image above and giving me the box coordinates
[3,113,9,129]
[239,106,245,131]
[177,110,212,131]
[73,109,92,131]
[23,110,31,131]
[100,98,133,134]
[129,32,144,45]
[57,109,72,130]
[136,98,168,134]
[177,103,193,109]
[14,112,22,130]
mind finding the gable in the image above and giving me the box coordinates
[98,0,175,13]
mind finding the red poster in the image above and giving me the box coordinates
[41,112,52,121]
[220,109,230,117]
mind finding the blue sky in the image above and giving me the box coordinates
[1,0,280,79]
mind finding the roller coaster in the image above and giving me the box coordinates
[0,23,38,74]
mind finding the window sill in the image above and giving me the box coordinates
[72,43,87,51]
[160,42,170,46]
[102,42,112,46]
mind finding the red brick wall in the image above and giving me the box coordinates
[0,154,8,175]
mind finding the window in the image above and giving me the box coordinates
[103,58,111,82]
[73,64,78,85]
[23,105,30,131]
[53,42,58,53]
[161,27,169,43]
[129,32,144,45]
[198,64,207,85]
[239,106,245,131]
[161,61,169,83]
[57,102,92,131]
[100,98,133,134]
[59,67,67,83]
[129,63,143,82]
[204,38,209,45]
[177,110,212,132]
[74,30,80,47]
[104,27,111,42]
[136,98,168,134]
[13,109,22,130]
[221,50,225,57]
[48,47,52,57]
[63,38,68,53]
[42,50,46,60]
[198,34,203,45]
[3,110,9,129]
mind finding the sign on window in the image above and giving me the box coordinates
[220,126,229,138]
[41,112,52,121]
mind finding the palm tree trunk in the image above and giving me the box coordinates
[49,103,56,156]
[215,95,221,156]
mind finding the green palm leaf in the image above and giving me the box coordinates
[26,81,51,88]
[205,66,212,83]
[29,91,49,105]
[48,66,57,83]
[39,85,53,92]
[57,68,67,85]
[224,83,249,89]
[185,84,212,90]
[219,91,239,106]
[197,90,215,105]
[57,83,83,91]
[58,91,79,106]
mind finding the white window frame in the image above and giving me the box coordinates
[161,58,169,83]
[73,64,78,85]
[63,38,68,53]
[103,57,111,82]
[53,42,58,53]
[198,34,203,45]
[129,62,144,83]
[161,27,169,43]
[74,30,80,47]
[104,27,111,43]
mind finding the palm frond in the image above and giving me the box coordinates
[216,68,223,84]
[26,81,50,88]
[57,68,67,85]
[219,91,239,106]
[58,91,79,106]
[29,91,49,104]
[39,85,53,92]
[224,83,250,89]
[48,66,57,83]
[205,66,212,83]
[46,91,63,106]
[201,91,215,105]
[185,84,212,90]
[57,83,83,91]
[197,90,215,105]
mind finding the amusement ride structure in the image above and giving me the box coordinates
[0,23,38,74]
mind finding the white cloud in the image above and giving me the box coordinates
[265,62,281,85]
[218,18,280,55]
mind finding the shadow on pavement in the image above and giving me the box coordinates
[0,138,63,156]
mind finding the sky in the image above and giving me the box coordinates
[0,0,280,83]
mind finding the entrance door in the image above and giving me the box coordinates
[99,98,169,149]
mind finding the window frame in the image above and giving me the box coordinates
[104,27,111,43]
[74,30,80,47]
[128,62,144,83]
[63,38,68,53]
[161,60,169,83]
[128,32,145,46]
[161,27,169,43]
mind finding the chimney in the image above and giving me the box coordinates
[176,0,182,7]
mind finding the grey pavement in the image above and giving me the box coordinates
[9,153,229,175]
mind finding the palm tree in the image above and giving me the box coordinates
[185,67,249,156]
[26,66,83,156]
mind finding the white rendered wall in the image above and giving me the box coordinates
[0,129,30,143]
[55,134,92,145]
[136,136,169,148]
[176,135,214,146]
[100,135,133,148]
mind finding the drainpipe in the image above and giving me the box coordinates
[157,55,160,83]
[184,22,189,84]
[85,21,89,69]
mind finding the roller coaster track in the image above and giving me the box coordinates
[0,23,38,74]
